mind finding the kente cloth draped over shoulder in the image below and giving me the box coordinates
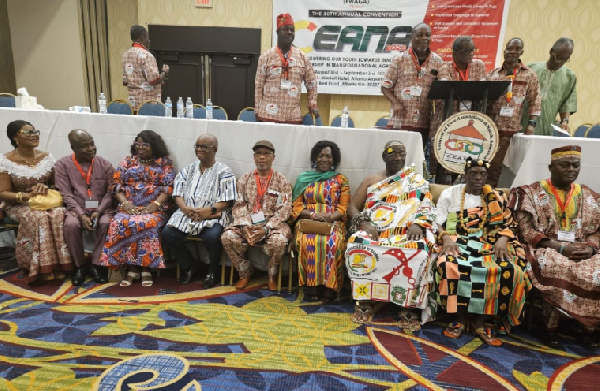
[346,166,437,321]
[99,156,174,269]
[511,181,600,329]
[436,185,531,328]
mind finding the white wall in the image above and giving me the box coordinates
[7,0,86,110]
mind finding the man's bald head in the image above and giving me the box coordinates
[69,129,96,162]
[196,133,218,147]
[68,129,92,147]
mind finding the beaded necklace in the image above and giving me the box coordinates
[459,187,488,235]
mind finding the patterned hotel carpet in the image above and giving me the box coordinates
[0,263,599,391]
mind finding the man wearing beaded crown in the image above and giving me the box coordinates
[436,157,530,347]
[345,141,438,331]
[254,13,319,124]
[510,145,600,348]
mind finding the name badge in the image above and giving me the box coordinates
[409,86,422,97]
[85,200,99,210]
[499,106,514,117]
[251,211,266,224]
[558,230,575,242]
[281,80,292,90]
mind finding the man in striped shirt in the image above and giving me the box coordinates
[161,134,236,289]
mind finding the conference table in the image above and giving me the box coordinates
[1,107,597,192]
[502,134,600,191]
[0,108,424,193]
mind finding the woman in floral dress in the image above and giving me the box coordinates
[98,130,174,287]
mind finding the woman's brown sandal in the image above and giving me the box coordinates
[351,303,373,324]
[398,310,421,332]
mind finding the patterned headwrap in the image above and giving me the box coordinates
[464,156,491,172]
[276,13,294,30]
[551,145,581,161]
[383,140,405,154]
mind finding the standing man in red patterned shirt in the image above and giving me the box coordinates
[255,14,319,124]
[122,25,169,111]
[381,23,444,147]
[486,38,541,187]
[430,37,487,184]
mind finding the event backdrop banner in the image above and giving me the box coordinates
[273,0,510,95]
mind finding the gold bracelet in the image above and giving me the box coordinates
[153,200,162,207]
[16,192,22,203]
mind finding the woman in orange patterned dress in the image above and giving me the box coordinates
[98,130,173,287]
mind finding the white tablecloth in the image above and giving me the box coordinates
[0,108,424,193]
[503,134,600,191]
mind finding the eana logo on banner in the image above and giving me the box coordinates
[294,21,411,54]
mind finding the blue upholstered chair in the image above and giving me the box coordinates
[0,93,16,107]
[137,100,166,117]
[107,99,133,115]
[212,106,228,120]
[375,116,390,128]
[330,115,355,128]
[238,107,256,122]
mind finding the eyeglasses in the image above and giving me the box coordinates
[458,47,477,55]
[552,52,570,63]
[18,129,40,136]
[134,141,150,148]
[194,144,215,151]
[254,151,274,157]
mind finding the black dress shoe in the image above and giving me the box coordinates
[541,330,560,348]
[180,269,195,284]
[71,267,86,286]
[202,273,216,289]
[89,265,108,284]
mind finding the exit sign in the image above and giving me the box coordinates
[195,0,212,7]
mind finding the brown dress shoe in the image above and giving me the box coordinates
[268,275,278,291]
[235,276,251,290]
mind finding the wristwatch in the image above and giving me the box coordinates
[560,118,569,124]
[211,205,218,214]
[528,119,537,127]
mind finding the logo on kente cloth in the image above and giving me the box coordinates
[434,111,498,173]
[370,204,397,230]
[347,245,378,277]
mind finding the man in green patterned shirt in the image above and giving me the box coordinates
[521,37,577,136]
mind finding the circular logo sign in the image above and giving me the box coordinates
[347,246,378,277]
[434,111,499,174]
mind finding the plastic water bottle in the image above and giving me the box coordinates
[341,106,349,128]
[164,97,172,117]
[176,97,184,118]
[186,97,194,119]
[206,98,213,120]
[98,93,107,114]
